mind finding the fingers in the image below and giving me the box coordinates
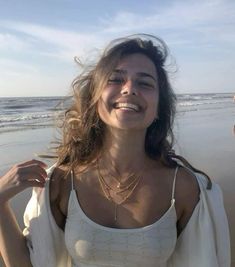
[23,179,46,188]
[18,159,48,169]
[16,161,48,185]
[0,159,50,204]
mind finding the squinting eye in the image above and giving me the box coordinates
[107,78,124,85]
[138,81,154,88]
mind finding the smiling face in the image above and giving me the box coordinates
[97,53,159,131]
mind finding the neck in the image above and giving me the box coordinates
[100,128,149,174]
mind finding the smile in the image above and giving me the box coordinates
[114,102,140,112]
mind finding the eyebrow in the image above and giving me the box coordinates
[113,69,157,82]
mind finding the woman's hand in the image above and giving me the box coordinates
[0,159,48,204]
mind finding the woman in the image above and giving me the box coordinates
[0,34,230,267]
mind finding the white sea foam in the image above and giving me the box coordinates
[0,94,234,133]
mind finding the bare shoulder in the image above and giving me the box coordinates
[175,166,200,202]
[175,166,200,235]
[49,165,71,229]
[49,165,70,202]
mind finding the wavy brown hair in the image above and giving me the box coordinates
[54,34,212,189]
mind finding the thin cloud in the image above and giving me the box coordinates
[0,58,73,96]
[2,0,234,62]
[0,33,32,51]
[0,59,39,75]
[1,20,104,61]
[100,0,235,46]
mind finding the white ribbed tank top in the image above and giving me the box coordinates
[65,167,178,267]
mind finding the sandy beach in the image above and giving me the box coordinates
[0,105,234,266]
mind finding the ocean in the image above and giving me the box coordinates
[0,93,234,134]
[0,96,71,133]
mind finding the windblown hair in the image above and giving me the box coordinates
[54,34,212,188]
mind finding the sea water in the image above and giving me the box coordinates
[0,93,234,134]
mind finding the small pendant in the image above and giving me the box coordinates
[117,182,121,189]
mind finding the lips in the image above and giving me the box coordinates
[113,102,141,112]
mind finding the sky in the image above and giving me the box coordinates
[0,0,235,97]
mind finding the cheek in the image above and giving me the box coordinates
[97,99,106,119]
[97,87,117,116]
[146,92,159,116]
[97,94,112,122]
[99,87,113,106]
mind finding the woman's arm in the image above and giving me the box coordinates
[0,203,32,267]
[0,160,47,267]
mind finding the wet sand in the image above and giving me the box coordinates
[174,107,235,266]
[0,106,234,266]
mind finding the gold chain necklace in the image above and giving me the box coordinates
[97,160,138,190]
[107,164,136,189]
[97,163,143,221]
[98,168,141,195]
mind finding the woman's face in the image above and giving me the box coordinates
[97,53,159,131]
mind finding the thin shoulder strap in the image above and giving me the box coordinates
[171,166,179,202]
[70,170,74,191]
[168,152,212,189]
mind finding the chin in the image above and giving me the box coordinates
[109,121,148,131]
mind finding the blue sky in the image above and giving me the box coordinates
[0,0,235,97]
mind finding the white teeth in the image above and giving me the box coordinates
[115,103,140,111]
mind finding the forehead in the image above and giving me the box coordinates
[115,53,157,78]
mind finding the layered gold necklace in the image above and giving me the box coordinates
[97,162,143,221]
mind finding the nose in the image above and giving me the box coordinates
[120,79,137,96]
